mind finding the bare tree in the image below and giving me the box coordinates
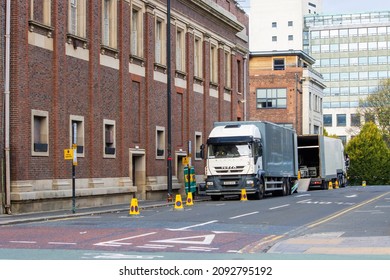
[357,78,390,146]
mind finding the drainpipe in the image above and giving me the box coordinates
[243,55,247,121]
[4,0,11,214]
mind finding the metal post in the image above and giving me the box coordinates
[72,123,77,213]
[166,0,173,201]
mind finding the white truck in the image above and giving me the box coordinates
[297,135,347,190]
[200,121,298,200]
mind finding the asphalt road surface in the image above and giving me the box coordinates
[0,185,389,260]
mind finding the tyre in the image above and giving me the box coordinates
[252,178,264,200]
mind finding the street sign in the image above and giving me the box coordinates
[64,149,74,160]
[182,157,189,165]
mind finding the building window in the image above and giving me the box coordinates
[288,21,293,27]
[210,43,218,84]
[156,126,165,159]
[155,18,166,65]
[102,0,117,48]
[68,0,86,38]
[351,114,361,127]
[70,115,85,156]
[130,6,143,58]
[288,35,294,41]
[256,88,287,109]
[273,58,285,70]
[176,27,185,72]
[224,51,231,88]
[272,36,277,42]
[337,114,346,127]
[272,22,277,28]
[103,119,116,157]
[237,59,242,93]
[32,110,49,156]
[195,132,203,160]
[194,36,203,78]
[323,114,332,127]
[30,0,51,26]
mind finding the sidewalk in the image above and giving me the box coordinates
[0,200,174,226]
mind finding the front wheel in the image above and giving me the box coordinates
[251,178,264,200]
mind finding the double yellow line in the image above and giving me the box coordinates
[307,191,390,229]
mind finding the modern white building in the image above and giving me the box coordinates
[249,0,323,52]
[249,0,325,136]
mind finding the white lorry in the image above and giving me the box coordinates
[200,121,298,200]
[297,135,347,190]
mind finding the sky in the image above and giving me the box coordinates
[238,0,389,14]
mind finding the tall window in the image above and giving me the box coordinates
[70,115,85,156]
[68,0,86,37]
[156,127,165,159]
[176,28,185,72]
[32,110,49,156]
[256,88,287,108]
[130,7,143,57]
[102,0,117,48]
[104,119,116,157]
[155,18,166,65]
[194,36,203,78]
[30,0,51,26]
[210,44,218,83]
[224,51,231,88]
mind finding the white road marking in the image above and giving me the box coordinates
[152,234,215,245]
[9,241,36,244]
[83,253,164,260]
[94,232,157,247]
[229,211,259,220]
[345,194,358,198]
[269,204,290,210]
[375,205,390,208]
[166,220,218,231]
[181,246,219,252]
[48,242,77,245]
[295,194,311,198]
[136,244,174,249]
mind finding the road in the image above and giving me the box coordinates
[0,185,390,260]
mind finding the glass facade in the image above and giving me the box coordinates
[304,12,390,109]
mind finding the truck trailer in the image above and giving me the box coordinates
[200,121,298,200]
[297,135,347,190]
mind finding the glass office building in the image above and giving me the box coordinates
[304,12,390,142]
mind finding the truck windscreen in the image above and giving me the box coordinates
[208,144,252,158]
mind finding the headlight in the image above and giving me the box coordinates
[246,180,254,186]
[206,181,214,186]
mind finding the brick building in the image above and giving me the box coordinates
[249,50,325,135]
[0,0,249,214]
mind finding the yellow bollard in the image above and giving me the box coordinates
[174,194,184,210]
[362,180,366,187]
[129,198,140,215]
[240,189,248,201]
[328,181,333,190]
[186,192,194,206]
[335,180,339,189]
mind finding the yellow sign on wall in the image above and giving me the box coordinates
[64,149,74,160]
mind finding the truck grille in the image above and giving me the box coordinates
[214,166,245,174]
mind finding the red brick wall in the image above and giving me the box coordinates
[8,0,249,186]
[249,68,303,134]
